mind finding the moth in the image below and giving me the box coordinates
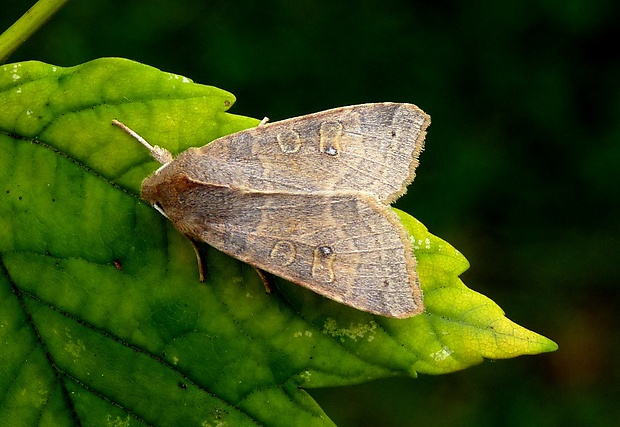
[113,102,430,318]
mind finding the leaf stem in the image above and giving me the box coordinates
[0,0,69,64]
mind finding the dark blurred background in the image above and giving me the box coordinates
[3,0,618,425]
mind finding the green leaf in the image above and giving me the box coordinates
[0,58,557,426]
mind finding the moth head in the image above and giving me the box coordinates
[141,164,204,226]
[141,164,175,219]
[112,119,178,217]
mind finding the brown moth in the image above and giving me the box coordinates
[113,102,430,318]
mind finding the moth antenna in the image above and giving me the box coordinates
[112,119,173,165]
[258,117,270,126]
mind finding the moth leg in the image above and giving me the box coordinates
[186,236,206,282]
[184,235,270,289]
[258,117,270,126]
[253,267,274,293]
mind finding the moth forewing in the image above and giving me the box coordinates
[175,103,429,202]
[112,102,429,318]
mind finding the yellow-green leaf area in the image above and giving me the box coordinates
[0,58,556,426]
